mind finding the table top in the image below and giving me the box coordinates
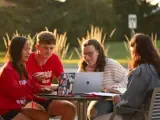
[37,90,113,101]
[38,94,102,101]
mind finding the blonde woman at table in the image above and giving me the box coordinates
[0,36,48,120]
[94,33,160,120]
[78,39,128,120]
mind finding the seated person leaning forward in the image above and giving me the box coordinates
[0,36,49,120]
[94,33,160,120]
[26,31,76,120]
[78,39,128,120]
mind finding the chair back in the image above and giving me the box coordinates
[148,88,160,120]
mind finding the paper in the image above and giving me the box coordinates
[84,88,126,97]
[84,92,118,97]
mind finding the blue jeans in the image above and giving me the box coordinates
[87,100,113,120]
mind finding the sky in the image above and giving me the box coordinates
[148,0,160,6]
[55,0,66,2]
[55,0,160,6]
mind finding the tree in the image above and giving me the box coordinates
[0,0,119,49]
[113,0,158,39]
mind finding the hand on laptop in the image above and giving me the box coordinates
[40,87,53,93]
[47,84,58,91]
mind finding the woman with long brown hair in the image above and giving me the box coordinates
[78,39,128,120]
[94,33,160,120]
[130,33,160,70]
[0,36,48,120]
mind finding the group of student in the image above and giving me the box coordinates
[0,31,160,120]
[0,31,76,120]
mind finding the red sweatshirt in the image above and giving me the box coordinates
[26,52,64,86]
[0,62,40,115]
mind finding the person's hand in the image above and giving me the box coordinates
[109,88,121,94]
[33,72,45,82]
[40,87,52,93]
[101,86,106,92]
[101,86,110,92]
[47,84,58,91]
[112,95,121,104]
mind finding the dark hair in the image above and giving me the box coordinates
[37,31,56,45]
[6,36,29,80]
[130,33,160,72]
[79,39,106,72]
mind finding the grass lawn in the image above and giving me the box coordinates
[0,40,160,66]
[63,40,160,66]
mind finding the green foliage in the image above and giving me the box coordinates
[1,0,160,53]
[3,28,71,60]
[0,0,118,50]
[75,25,116,58]
[113,0,159,39]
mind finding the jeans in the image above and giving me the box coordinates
[87,100,113,120]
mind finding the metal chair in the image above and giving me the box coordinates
[147,88,160,120]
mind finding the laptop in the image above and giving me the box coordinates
[57,73,76,96]
[57,72,103,96]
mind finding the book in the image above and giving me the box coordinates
[84,92,118,97]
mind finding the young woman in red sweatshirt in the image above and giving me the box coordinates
[0,36,49,120]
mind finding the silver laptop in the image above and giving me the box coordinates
[72,72,103,94]
[39,72,103,96]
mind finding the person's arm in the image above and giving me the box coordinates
[103,63,128,91]
[117,67,150,109]
[1,69,37,100]
[53,56,64,82]
[112,68,128,88]
[31,82,43,93]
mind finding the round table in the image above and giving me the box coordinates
[38,94,103,120]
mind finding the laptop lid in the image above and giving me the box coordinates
[72,72,103,94]
[57,73,75,96]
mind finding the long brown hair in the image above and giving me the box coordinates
[6,36,29,80]
[79,39,106,72]
[130,33,160,72]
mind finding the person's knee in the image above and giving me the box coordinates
[12,113,32,120]
[48,100,76,117]
[36,112,49,120]
[87,107,97,119]
[25,102,45,111]
[64,101,76,116]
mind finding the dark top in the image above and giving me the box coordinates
[117,64,160,120]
